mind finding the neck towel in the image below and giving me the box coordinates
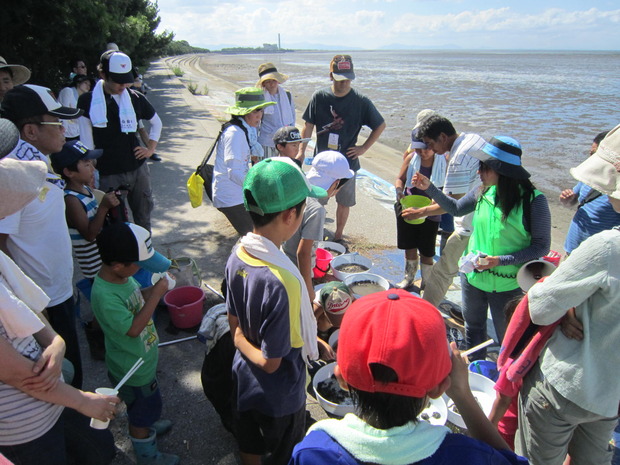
[0,251,47,339]
[406,153,447,189]
[239,118,264,160]
[309,413,449,465]
[262,87,294,125]
[239,233,318,363]
[90,79,137,133]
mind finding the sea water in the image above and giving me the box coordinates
[200,50,620,192]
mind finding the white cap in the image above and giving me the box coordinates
[306,150,354,190]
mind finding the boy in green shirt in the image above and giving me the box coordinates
[92,222,178,465]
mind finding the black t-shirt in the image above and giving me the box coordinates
[302,87,384,171]
[77,89,156,175]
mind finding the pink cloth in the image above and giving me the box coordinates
[494,363,520,449]
[497,281,560,383]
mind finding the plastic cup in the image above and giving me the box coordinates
[89,387,119,429]
[400,195,432,225]
[151,272,176,290]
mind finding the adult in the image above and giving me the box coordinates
[256,63,296,158]
[0,56,30,102]
[515,124,620,465]
[68,58,87,80]
[298,54,386,245]
[412,136,551,357]
[394,130,447,289]
[0,84,85,388]
[559,130,620,254]
[211,87,276,235]
[58,74,91,141]
[0,154,118,465]
[409,115,486,307]
[77,50,162,231]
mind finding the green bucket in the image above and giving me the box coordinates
[400,195,431,225]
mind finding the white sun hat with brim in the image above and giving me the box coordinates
[570,123,620,200]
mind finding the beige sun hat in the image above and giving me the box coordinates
[0,56,31,85]
[570,123,620,200]
[256,63,289,87]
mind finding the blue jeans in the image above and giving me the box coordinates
[0,408,115,465]
[460,274,523,359]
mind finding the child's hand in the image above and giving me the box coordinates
[100,192,120,210]
[401,207,426,221]
[317,338,336,361]
[445,341,470,400]
[152,275,170,296]
[412,172,430,190]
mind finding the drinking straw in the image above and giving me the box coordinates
[113,358,144,391]
[158,335,197,347]
[460,339,495,358]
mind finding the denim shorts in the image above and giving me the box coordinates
[109,374,162,428]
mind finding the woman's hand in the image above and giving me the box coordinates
[474,255,500,271]
[23,336,65,392]
[560,307,584,341]
[78,391,120,422]
[412,172,431,190]
[401,207,427,221]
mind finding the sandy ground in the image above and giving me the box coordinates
[77,55,576,464]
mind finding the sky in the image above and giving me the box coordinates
[155,0,620,50]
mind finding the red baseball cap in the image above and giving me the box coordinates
[337,290,452,398]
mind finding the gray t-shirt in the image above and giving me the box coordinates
[283,198,325,265]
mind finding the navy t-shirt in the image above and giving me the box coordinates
[77,89,156,175]
[225,246,306,417]
[290,430,529,465]
[302,87,384,171]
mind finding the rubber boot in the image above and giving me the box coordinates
[396,259,418,289]
[153,419,172,436]
[420,263,433,290]
[131,428,179,465]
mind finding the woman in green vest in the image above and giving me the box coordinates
[412,136,551,359]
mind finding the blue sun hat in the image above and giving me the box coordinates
[474,136,530,180]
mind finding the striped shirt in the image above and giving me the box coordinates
[0,282,63,445]
[64,187,102,279]
[442,133,486,235]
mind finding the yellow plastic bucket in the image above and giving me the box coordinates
[400,195,431,225]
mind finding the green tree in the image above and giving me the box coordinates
[0,0,173,91]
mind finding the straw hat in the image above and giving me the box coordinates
[0,56,31,85]
[255,63,288,87]
[225,87,276,116]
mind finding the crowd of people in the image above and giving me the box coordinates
[0,48,618,465]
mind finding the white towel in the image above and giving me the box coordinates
[90,79,137,133]
[239,233,319,364]
[0,251,47,339]
[262,86,294,125]
[405,153,447,189]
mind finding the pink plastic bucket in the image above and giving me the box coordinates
[163,286,205,329]
[313,248,333,278]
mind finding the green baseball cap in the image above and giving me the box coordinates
[243,157,327,215]
[225,87,276,116]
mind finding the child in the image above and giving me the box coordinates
[92,222,178,465]
[394,129,447,289]
[51,140,120,281]
[225,157,328,465]
[290,290,529,465]
[272,126,311,167]
[282,150,354,303]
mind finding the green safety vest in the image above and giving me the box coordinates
[466,186,542,293]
